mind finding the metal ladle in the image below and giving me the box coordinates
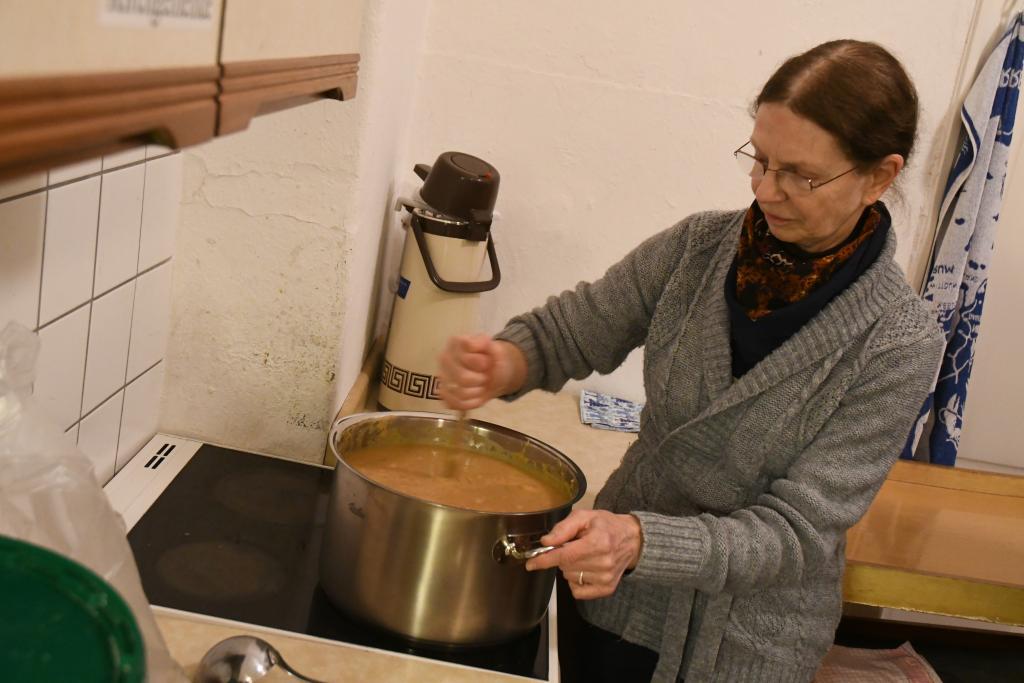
[194,635,326,683]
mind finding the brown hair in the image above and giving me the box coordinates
[755,40,918,169]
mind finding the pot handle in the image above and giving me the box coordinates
[497,534,559,562]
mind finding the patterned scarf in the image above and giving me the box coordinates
[734,203,881,320]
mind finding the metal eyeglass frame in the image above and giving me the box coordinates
[733,141,858,194]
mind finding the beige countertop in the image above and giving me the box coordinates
[155,608,524,682]
[845,459,1024,625]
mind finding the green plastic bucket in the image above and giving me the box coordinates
[0,535,146,683]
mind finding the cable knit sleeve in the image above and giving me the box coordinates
[627,323,943,595]
[493,217,697,398]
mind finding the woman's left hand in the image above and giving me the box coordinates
[524,509,644,600]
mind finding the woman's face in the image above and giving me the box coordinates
[749,103,890,253]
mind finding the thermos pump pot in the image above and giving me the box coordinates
[378,152,501,412]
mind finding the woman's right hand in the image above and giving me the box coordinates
[438,334,526,411]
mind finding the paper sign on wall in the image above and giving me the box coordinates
[98,0,215,30]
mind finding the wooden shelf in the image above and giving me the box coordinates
[0,53,361,181]
[0,66,219,180]
[218,54,360,135]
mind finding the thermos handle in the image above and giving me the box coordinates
[410,213,501,293]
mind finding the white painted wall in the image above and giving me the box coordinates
[161,0,1024,466]
[399,0,978,401]
[161,0,429,462]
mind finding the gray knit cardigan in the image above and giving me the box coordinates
[495,209,943,682]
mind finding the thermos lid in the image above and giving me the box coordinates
[414,152,500,223]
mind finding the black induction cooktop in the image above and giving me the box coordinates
[127,443,549,679]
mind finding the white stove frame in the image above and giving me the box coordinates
[105,433,560,682]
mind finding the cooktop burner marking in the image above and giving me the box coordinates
[213,467,320,525]
[155,540,288,601]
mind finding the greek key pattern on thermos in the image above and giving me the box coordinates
[381,360,442,399]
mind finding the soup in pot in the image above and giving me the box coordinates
[344,443,569,513]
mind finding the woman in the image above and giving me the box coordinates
[439,40,943,682]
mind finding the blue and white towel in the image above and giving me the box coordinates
[905,13,1024,465]
[580,390,643,432]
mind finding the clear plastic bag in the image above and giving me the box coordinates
[0,322,186,682]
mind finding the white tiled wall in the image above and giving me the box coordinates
[0,146,181,485]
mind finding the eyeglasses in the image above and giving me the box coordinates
[733,141,857,196]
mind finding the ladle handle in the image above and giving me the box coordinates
[278,665,326,683]
[271,649,326,683]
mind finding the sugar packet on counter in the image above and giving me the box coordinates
[579,389,643,432]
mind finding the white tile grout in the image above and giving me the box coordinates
[97,258,172,301]
[17,153,177,463]
[74,170,105,433]
[0,151,179,208]
[135,155,150,277]
[65,422,79,448]
[68,359,163,431]
[35,187,50,330]
[116,157,152,462]
[28,150,176,332]
[33,299,89,334]
[35,257,171,333]
[0,184,47,205]
[90,174,104,299]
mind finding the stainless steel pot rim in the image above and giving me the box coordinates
[328,410,588,515]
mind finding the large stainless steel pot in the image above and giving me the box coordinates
[319,411,586,646]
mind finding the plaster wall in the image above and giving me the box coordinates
[400,0,979,401]
[161,0,428,461]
